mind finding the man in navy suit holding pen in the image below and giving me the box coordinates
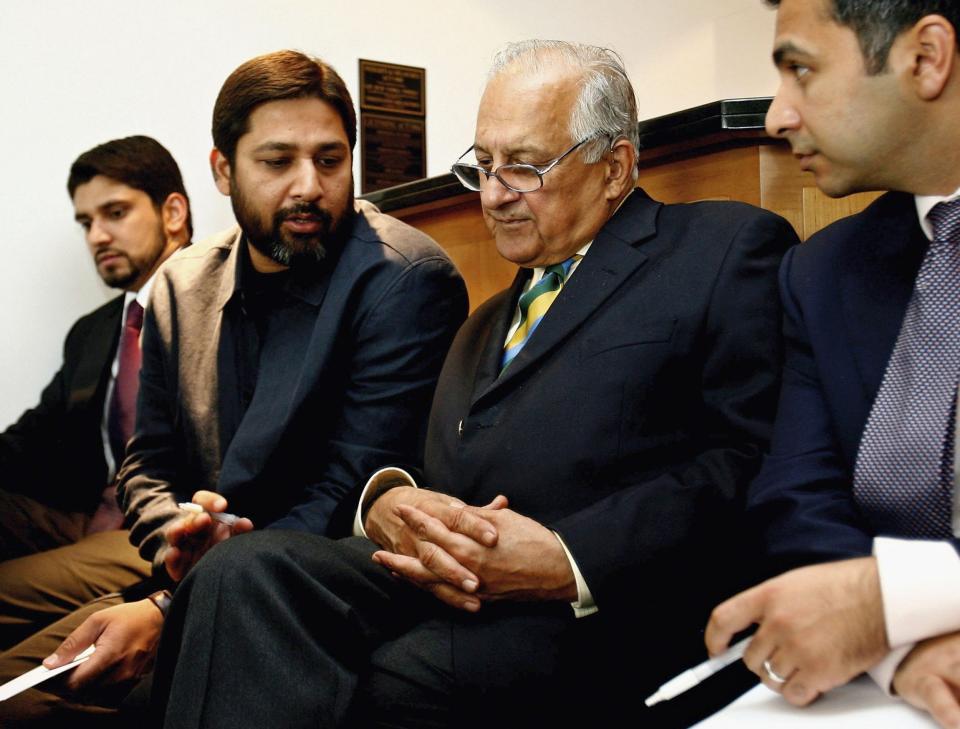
[706,2,960,727]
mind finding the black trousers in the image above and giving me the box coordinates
[151,531,753,729]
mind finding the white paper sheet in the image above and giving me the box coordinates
[0,644,96,702]
[693,675,936,728]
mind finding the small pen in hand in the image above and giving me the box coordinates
[177,502,240,527]
[644,636,751,707]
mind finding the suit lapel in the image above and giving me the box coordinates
[841,192,928,399]
[70,296,124,410]
[473,190,657,407]
[469,271,530,402]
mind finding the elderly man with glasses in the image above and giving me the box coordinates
[149,39,798,729]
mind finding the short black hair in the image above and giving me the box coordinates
[67,135,192,238]
[766,0,960,73]
[212,50,357,166]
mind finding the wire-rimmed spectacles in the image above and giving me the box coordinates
[450,135,602,193]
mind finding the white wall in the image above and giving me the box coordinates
[0,0,778,427]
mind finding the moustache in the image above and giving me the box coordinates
[95,249,129,264]
[275,203,333,230]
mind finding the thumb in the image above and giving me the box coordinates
[482,494,509,510]
[44,615,103,668]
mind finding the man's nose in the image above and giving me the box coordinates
[480,172,521,209]
[765,87,801,139]
[86,219,111,247]
[290,159,323,202]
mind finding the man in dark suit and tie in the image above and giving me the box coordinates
[149,40,797,729]
[704,2,960,727]
[0,136,191,651]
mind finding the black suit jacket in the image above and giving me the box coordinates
[422,189,797,718]
[747,191,957,573]
[0,296,121,512]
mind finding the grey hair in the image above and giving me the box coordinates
[488,40,640,164]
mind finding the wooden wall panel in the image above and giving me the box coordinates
[391,196,511,311]
[801,187,884,240]
[637,146,761,206]
[759,145,883,239]
[386,139,884,310]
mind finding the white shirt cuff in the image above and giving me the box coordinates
[352,467,418,538]
[553,531,597,618]
[867,644,914,695]
[874,536,960,648]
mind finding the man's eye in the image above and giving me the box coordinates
[316,157,342,168]
[263,159,290,169]
[108,208,126,220]
[790,63,810,80]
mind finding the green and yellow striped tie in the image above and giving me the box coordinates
[501,254,581,373]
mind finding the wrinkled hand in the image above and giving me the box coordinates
[365,487,503,602]
[42,600,163,691]
[373,501,577,612]
[705,557,887,705]
[164,490,253,582]
[894,632,960,729]
[365,487,502,554]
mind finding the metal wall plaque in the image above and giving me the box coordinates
[360,113,426,192]
[359,60,425,116]
[359,59,426,194]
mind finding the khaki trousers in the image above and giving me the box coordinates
[0,490,151,650]
[0,491,151,725]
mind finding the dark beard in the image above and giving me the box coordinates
[231,180,354,268]
[98,219,167,290]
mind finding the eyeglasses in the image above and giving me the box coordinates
[451,135,602,193]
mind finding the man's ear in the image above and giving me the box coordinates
[161,193,189,237]
[896,14,957,101]
[604,137,638,200]
[210,148,232,196]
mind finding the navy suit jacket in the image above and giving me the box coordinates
[747,191,960,574]
[0,296,120,512]
[422,189,797,718]
[121,202,468,574]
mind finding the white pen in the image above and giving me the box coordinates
[178,502,240,527]
[644,636,751,707]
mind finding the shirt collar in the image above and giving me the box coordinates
[528,241,592,287]
[915,186,960,240]
[122,264,158,317]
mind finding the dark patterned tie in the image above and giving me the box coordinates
[854,199,960,537]
[108,300,144,463]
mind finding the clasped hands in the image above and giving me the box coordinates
[42,490,251,691]
[365,487,577,611]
